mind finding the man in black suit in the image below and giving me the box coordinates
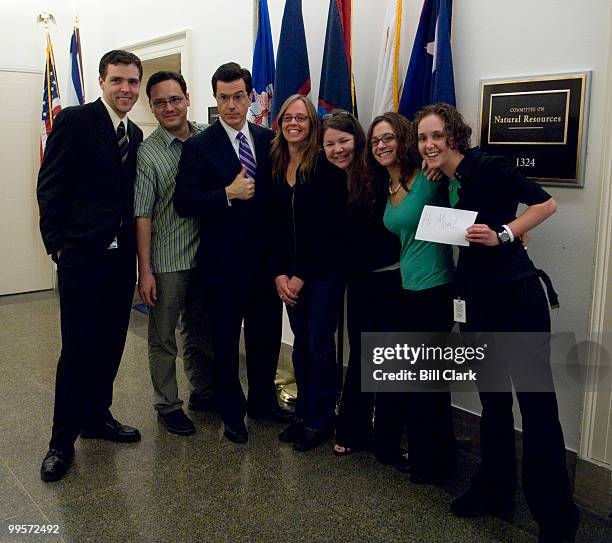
[37,50,144,481]
[174,62,288,443]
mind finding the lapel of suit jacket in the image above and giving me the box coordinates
[90,98,122,168]
[126,119,141,164]
[210,121,241,176]
[248,123,269,180]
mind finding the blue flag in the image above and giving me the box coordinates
[398,0,455,120]
[250,0,275,127]
[271,0,310,128]
[68,26,85,106]
[317,0,356,117]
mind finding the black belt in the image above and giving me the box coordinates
[536,268,559,309]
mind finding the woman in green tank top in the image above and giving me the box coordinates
[366,112,457,484]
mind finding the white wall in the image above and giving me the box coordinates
[4,0,610,450]
[450,0,611,449]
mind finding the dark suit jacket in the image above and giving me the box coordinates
[174,120,275,287]
[37,98,143,258]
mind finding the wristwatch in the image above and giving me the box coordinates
[497,226,512,245]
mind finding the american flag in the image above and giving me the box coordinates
[40,33,62,161]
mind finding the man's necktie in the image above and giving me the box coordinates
[236,132,256,179]
[117,121,129,163]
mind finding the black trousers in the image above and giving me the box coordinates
[206,276,282,425]
[461,275,575,525]
[50,245,135,451]
[375,283,457,474]
[336,269,405,448]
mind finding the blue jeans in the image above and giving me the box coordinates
[286,272,344,432]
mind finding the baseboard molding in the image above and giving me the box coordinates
[574,457,612,517]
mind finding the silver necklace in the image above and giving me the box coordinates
[388,179,401,195]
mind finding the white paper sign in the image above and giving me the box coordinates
[415,205,478,246]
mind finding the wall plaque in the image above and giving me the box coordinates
[478,72,590,187]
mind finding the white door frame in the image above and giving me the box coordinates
[122,30,194,113]
[580,3,612,466]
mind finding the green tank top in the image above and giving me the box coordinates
[383,170,454,291]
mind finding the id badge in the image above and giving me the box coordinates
[453,298,466,323]
[107,237,118,250]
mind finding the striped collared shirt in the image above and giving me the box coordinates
[134,121,207,273]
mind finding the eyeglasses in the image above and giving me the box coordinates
[282,114,309,123]
[151,96,184,110]
[370,133,396,147]
[216,92,248,104]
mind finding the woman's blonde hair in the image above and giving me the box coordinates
[270,94,319,180]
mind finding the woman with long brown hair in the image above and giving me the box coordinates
[270,95,347,452]
[367,111,457,483]
[321,110,405,462]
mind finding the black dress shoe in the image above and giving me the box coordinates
[40,448,73,482]
[375,450,411,472]
[395,455,412,474]
[279,421,304,443]
[80,419,141,443]
[293,429,333,452]
[158,409,195,436]
[224,421,248,444]
[538,507,580,543]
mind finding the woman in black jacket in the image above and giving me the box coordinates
[321,110,408,465]
[271,95,347,452]
[415,103,579,543]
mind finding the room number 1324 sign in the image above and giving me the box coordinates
[478,72,590,187]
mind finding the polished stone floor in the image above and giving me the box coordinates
[0,290,610,543]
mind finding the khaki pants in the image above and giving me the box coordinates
[148,269,214,414]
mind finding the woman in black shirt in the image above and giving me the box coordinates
[321,110,407,464]
[415,103,579,543]
[270,95,347,452]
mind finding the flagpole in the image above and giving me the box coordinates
[38,13,62,161]
[253,0,258,47]
[37,13,60,129]
[393,0,402,110]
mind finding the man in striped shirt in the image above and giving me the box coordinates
[135,71,214,436]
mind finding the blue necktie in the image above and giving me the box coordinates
[236,132,256,179]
